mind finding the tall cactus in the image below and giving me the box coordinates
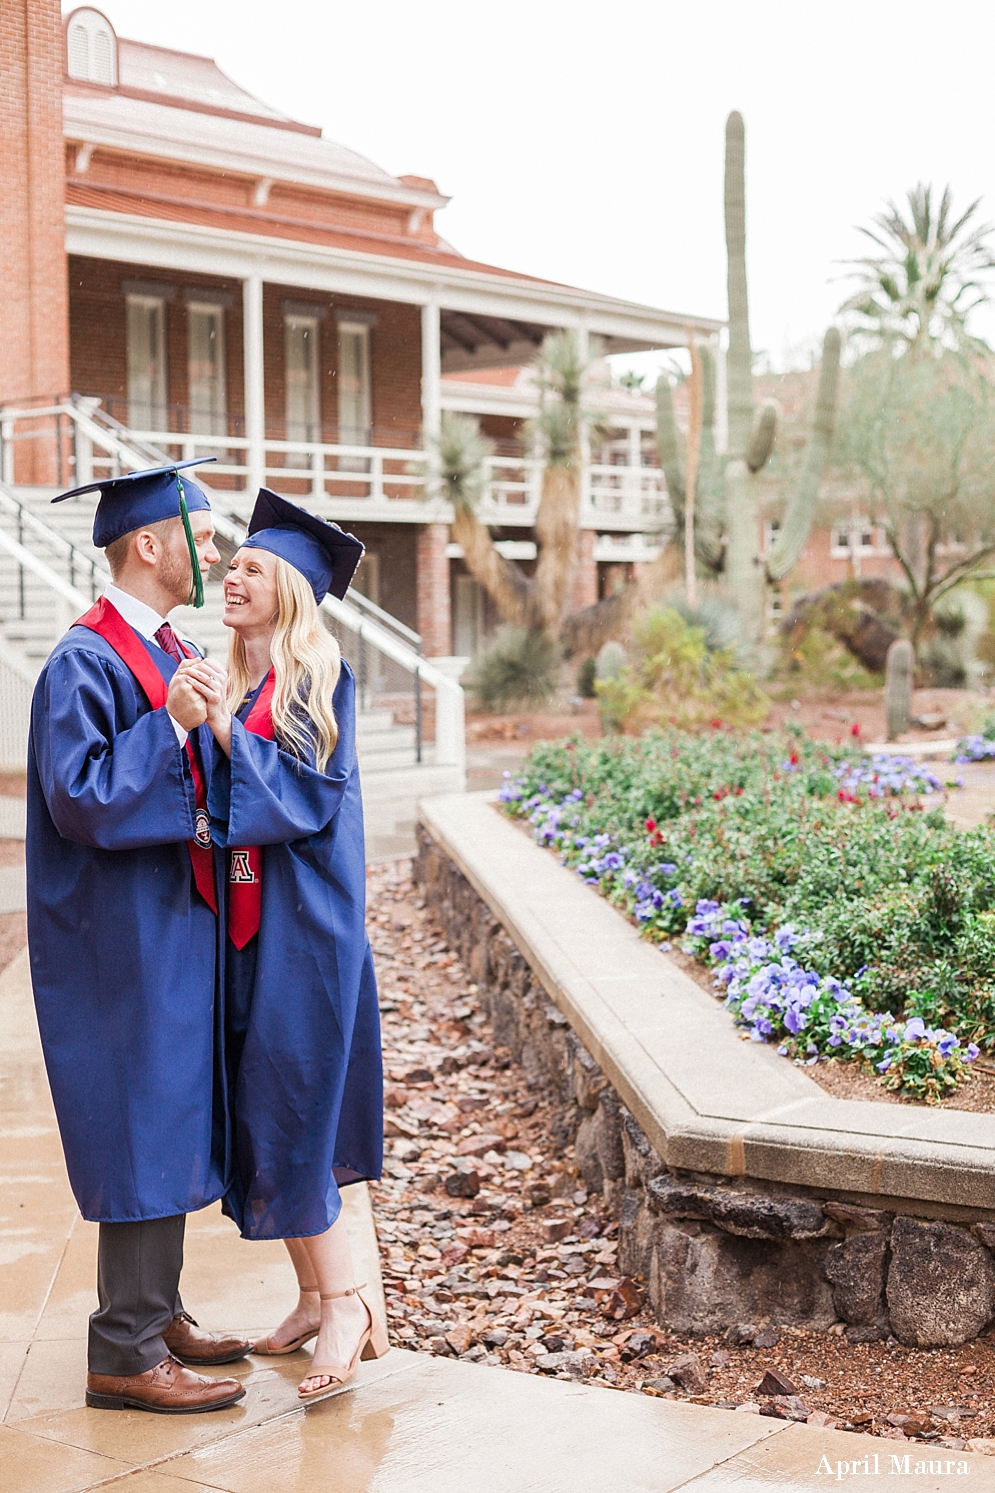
[725,110,842,635]
[766,327,842,581]
[885,638,914,740]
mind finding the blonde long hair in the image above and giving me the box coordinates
[226,556,341,772]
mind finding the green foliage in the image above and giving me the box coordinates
[771,619,882,697]
[502,728,992,1097]
[837,347,995,647]
[466,626,561,712]
[576,656,597,698]
[841,183,995,352]
[595,606,768,733]
[435,410,493,512]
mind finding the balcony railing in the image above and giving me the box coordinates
[0,398,670,532]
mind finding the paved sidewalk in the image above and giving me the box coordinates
[5,939,995,1489]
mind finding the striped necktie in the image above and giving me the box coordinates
[153,623,185,663]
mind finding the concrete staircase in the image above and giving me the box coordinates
[0,487,465,855]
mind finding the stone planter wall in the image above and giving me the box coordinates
[415,823,995,1349]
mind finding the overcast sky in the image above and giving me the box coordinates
[80,0,995,375]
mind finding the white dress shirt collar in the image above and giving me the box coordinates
[103,583,168,644]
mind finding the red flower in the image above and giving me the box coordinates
[711,718,723,729]
[789,752,799,765]
[645,818,657,832]
[851,722,861,736]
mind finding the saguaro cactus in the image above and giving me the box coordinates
[656,113,842,642]
[885,638,914,740]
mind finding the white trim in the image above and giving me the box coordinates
[242,274,265,494]
[421,299,442,444]
[65,207,722,349]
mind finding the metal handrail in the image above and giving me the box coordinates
[0,400,465,775]
[0,482,108,606]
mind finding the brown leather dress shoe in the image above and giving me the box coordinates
[86,1355,245,1414]
[163,1311,252,1366]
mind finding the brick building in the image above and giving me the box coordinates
[1,1,723,656]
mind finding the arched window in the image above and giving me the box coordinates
[65,8,118,86]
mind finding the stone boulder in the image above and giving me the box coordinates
[648,1219,837,1334]
[887,1217,995,1347]
[825,1232,890,1328]
[646,1174,832,1241]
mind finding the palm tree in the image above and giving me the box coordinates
[841,183,995,351]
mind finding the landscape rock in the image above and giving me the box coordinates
[648,1221,836,1334]
[647,1175,830,1240]
[573,1112,604,1195]
[601,1277,643,1321]
[760,1396,811,1421]
[723,1323,756,1346]
[666,1352,706,1394]
[752,1327,781,1349]
[756,1369,799,1397]
[971,1223,995,1250]
[825,1231,890,1327]
[887,1217,995,1347]
[444,1325,474,1355]
[822,1202,893,1234]
[444,1169,480,1198]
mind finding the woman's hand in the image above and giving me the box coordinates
[174,659,233,757]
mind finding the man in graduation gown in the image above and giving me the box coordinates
[26,463,251,1414]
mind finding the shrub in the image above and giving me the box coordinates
[499,728,981,1099]
[595,606,768,733]
[466,627,561,712]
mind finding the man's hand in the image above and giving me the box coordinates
[171,659,233,756]
[166,668,210,730]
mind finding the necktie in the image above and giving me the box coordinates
[154,623,184,663]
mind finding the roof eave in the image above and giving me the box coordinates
[62,117,450,211]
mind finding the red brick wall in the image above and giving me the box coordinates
[416,523,451,655]
[68,256,244,432]
[1,0,69,476]
[260,286,421,446]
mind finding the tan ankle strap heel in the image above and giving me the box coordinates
[317,1282,367,1301]
[298,1283,389,1404]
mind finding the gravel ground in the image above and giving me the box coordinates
[368,858,995,1449]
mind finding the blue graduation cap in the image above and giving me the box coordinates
[52,459,215,607]
[241,489,364,603]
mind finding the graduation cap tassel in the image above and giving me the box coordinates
[176,477,205,609]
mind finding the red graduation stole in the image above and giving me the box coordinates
[74,596,218,915]
[227,668,276,950]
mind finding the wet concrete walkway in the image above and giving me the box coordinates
[7,951,995,1488]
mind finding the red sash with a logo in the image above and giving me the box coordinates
[228,668,276,950]
[74,596,218,915]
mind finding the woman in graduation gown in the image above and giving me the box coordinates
[180,489,387,1403]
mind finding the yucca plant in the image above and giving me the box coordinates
[465,626,561,712]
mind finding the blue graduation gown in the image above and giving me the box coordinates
[26,627,226,1223]
[211,661,383,1240]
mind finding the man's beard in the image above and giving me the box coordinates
[158,539,196,608]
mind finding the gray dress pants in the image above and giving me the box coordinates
[87,1214,186,1376]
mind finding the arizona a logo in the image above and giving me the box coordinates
[230,850,257,884]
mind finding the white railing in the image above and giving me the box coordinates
[208,509,465,777]
[0,400,667,531]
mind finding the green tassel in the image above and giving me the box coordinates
[176,476,205,609]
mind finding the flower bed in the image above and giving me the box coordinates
[499,729,991,1102]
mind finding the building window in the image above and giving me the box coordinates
[126,295,167,430]
[337,323,371,446]
[284,317,319,457]
[65,8,118,86]
[187,303,227,437]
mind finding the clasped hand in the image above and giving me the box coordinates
[166,658,231,736]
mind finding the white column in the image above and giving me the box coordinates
[420,297,441,448]
[242,273,265,495]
